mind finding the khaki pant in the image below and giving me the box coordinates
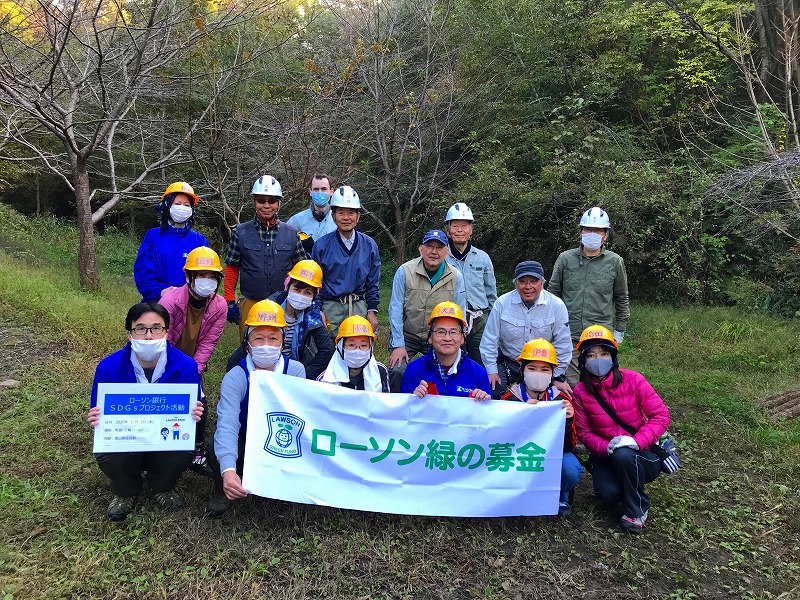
[566,345,581,387]
[237,297,261,341]
[322,298,367,340]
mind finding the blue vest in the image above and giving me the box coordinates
[237,220,298,300]
[236,357,290,433]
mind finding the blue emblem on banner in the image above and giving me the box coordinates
[264,412,305,458]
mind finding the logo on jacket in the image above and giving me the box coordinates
[264,412,305,458]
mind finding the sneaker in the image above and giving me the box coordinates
[558,501,572,517]
[620,511,648,533]
[107,495,136,521]
[206,493,232,519]
[189,448,213,478]
[153,490,185,511]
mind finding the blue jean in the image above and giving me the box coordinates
[560,451,583,503]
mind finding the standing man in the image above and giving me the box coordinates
[287,172,337,243]
[443,203,497,365]
[548,206,629,385]
[480,261,572,399]
[224,175,307,339]
[387,230,466,391]
[311,185,381,339]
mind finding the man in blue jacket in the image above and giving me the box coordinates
[86,302,203,521]
[310,185,381,339]
[401,302,491,399]
[286,173,337,243]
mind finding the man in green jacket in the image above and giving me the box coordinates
[548,206,629,385]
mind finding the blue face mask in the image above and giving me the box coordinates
[585,357,613,378]
[311,191,329,207]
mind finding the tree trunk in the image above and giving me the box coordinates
[395,221,407,266]
[74,160,100,290]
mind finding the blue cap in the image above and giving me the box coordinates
[422,230,448,246]
[513,261,545,281]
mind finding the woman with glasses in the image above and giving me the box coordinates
[134,182,208,302]
[400,302,491,399]
[86,302,204,521]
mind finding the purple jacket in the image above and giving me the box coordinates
[572,368,670,457]
[159,285,227,372]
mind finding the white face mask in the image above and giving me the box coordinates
[581,232,604,251]
[343,348,372,370]
[169,204,193,224]
[130,337,166,363]
[250,344,282,369]
[192,278,218,298]
[523,370,552,393]
[287,291,313,311]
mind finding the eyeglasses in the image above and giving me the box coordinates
[130,324,166,336]
[432,328,462,339]
[254,197,280,204]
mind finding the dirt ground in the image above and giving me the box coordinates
[759,389,800,419]
[0,319,62,383]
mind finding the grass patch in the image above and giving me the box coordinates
[0,205,799,599]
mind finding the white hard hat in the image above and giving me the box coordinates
[330,185,361,209]
[251,175,283,197]
[445,203,474,223]
[579,206,610,229]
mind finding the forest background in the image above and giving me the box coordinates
[0,0,798,313]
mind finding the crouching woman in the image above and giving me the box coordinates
[571,325,670,533]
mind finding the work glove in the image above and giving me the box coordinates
[613,330,625,345]
[615,435,639,450]
[226,300,240,325]
[607,435,622,455]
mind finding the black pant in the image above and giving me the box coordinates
[95,451,192,497]
[491,352,520,399]
[388,337,429,392]
[206,433,247,495]
[591,447,661,518]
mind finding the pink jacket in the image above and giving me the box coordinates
[572,368,670,457]
[159,285,227,372]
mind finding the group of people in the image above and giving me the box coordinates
[89,174,671,534]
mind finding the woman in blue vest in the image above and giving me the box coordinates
[134,182,208,302]
[206,300,306,518]
[86,302,204,521]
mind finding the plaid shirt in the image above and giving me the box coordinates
[225,217,307,266]
[432,348,465,384]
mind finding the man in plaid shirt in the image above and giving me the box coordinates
[223,175,306,339]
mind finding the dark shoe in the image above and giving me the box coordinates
[620,511,648,533]
[189,447,213,478]
[558,501,572,517]
[207,494,232,519]
[107,495,136,521]
[154,490,185,511]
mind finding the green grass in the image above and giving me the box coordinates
[1,204,800,599]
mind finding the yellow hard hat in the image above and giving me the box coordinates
[287,260,323,289]
[427,301,467,328]
[335,315,376,343]
[183,247,223,273]
[244,300,287,328]
[518,338,558,367]
[577,324,619,352]
[161,181,200,205]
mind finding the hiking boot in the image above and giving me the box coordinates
[206,493,232,519]
[620,511,648,533]
[107,495,136,521]
[153,490,185,511]
[558,501,572,517]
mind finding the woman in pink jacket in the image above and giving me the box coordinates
[159,246,227,470]
[571,325,670,534]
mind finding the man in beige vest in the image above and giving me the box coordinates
[388,230,466,391]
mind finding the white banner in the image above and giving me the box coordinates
[93,383,197,453]
[241,372,566,517]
